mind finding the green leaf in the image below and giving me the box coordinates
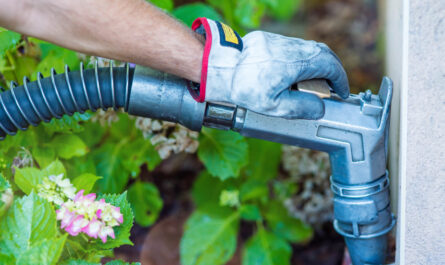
[90,192,134,249]
[14,167,43,194]
[65,156,97,181]
[0,192,57,257]
[72,173,101,193]
[240,204,261,221]
[32,146,56,168]
[109,113,134,139]
[239,179,269,202]
[50,134,88,159]
[60,238,88,262]
[13,55,39,83]
[173,3,222,27]
[180,206,239,265]
[63,260,100,265]
[234,0,266,29]
[264,201,313,243]
[198,128,248,180]
[76,119,105,147]
[93,141,130,194]
[105,260,141,265]
[128,181,163,227]
[264,0,301,20]
[272,180,298,201]
[148,0,173,11]
[60,237,111,263]
[0,28,21,57]
[121,138,161,176]
[17,234,67,265]
[0,173,10,192]
[192,171,226,207]
[0,252,15,264]
[242,228,292,265]
[43,113,92,135]
[205,0,246,34]
[244,138,281,181]
[42,160,67,177]
[33,44,80,77]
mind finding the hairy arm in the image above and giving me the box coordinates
[0,0,203,82]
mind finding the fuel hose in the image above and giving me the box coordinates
[0,62,134,139]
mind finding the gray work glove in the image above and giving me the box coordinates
[190,18,350,119]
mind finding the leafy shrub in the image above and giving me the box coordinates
[0,0,311,264]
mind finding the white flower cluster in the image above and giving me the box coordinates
[135,117,199,159]
[91,109,120,126]
[281,145,333,227]
[37,174,76,205]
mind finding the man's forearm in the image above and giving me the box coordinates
[0,0,203,82]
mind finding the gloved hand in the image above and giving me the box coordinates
[190,18,349,119]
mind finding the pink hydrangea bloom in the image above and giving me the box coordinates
[56,190,123,243]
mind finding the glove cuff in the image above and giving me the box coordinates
[191,18,243,102]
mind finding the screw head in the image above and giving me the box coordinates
[364,89,372,101]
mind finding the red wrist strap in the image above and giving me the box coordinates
[191,18,212,102]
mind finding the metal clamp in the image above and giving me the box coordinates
[331,172,390,198]
[203,102,237,130]
[334,214,396,239]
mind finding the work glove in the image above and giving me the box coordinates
[190,18,350,119]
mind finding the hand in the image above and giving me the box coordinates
[190,18,350,119]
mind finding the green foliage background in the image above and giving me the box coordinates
[0,0,312,264]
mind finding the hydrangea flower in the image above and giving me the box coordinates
[56,190,123,243]
[37,174,76,205]
[135,117,199,159]
[37,174,123,243]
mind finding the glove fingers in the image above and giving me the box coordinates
[273,89,325,120]
[294,44,350,99]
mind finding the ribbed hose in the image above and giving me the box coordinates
[0,62,134,139]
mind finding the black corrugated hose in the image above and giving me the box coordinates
[0,62,134,139]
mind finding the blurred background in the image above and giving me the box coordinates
[0,0,391,264]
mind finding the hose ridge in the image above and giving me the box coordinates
[94,61,104,110]
[0,62,134,139]
[37,72,61,119]
[10,81,34,128]
[51,68,70,115]
[65,65,82,114]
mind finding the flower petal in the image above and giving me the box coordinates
[96,209,102,219]
[61,210,75,229]
[111,207,123,223]
[65,215,87,236]
[82,218,102,238]
[74,190,85,202]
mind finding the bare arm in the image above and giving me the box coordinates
[0,0,203,82]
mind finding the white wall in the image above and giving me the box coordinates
[386,0,445,264]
